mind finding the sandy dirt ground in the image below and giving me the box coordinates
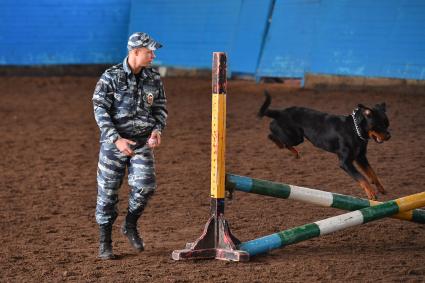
[1,76,424,282]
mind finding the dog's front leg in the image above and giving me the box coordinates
[355,155,386,195]
[339,156,378,200]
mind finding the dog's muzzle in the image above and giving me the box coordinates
[368,131,391,143]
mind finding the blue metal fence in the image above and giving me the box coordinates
[1,0,424,81]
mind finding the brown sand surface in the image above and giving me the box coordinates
[0,76,424,282]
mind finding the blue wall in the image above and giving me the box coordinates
[129,0,271,74]
[257,0,320,79]
[1,0,425,81]
[258,0,425,80]
[229,0,274,75]
[0,0,130,65]
[129,0,241,69]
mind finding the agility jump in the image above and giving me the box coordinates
[172,52,425,262]
[226,174,425,224]
[238,192,425,256]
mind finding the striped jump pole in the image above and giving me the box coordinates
[238,192,425,257]
[172,53,249,261]
[226,174,425,224]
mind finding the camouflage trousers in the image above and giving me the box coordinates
[95,142,156,226]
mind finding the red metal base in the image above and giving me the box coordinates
[172,214,249,261]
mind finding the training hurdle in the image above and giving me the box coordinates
[172,52,425,262]
[226,174,425,224]
[238,192,425,256]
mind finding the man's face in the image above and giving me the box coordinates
[133,47,156,67]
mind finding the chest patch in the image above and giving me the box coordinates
[146,93,154,106]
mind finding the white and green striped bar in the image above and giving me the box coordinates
[226,174,425,224]
[237,191,425,256]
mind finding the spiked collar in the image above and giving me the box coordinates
[351,108,367,141]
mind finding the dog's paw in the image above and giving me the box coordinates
[359,181,378,200]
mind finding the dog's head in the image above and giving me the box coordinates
[358,103,391,143]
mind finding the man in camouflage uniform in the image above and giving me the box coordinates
[92,32,167,259]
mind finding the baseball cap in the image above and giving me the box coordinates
[127,32,162,51]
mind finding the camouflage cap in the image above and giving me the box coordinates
[127,32,162,51]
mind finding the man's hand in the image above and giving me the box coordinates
[115,138,136,156]
[147,130,161,148]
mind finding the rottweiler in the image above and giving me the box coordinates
[258,91,391,200]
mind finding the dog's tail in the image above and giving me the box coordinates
[258,90,280,119]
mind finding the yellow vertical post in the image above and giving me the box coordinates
[171,52,249,261]
[210,54,227,200]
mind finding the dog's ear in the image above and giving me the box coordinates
[364,109,372,117]
[358,104,372,117]
[375,102,386,112]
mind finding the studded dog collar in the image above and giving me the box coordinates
[351,108,367,141]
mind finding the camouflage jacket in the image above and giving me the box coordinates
[93,57,167,144]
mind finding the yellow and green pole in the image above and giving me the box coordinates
[226,173,425,224]
[172,52,249,261]
[238,192,425,257]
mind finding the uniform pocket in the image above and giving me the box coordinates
[113,88,134,114]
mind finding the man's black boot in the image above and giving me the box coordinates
[121,212,144,252]
[98,224,114,259]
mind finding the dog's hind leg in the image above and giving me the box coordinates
[269,122,301,159]
[355,155,386,194]
[287,146,300,159]
[268,133,285,148]
[338,154,378,200]
[268,133,300,158]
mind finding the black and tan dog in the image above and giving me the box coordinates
[258,91,391,200]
